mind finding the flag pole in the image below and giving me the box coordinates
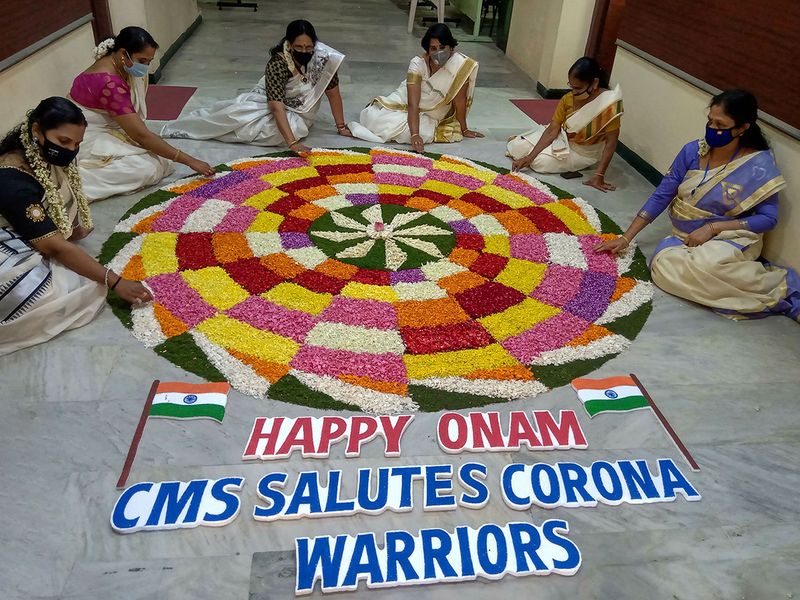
[116,379,160,489]
[630,373,700,472]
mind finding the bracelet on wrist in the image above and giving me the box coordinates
[336,123,347,130]
[104,268,111,288]
[620,234,632,246]
[110,275,122,291]
[410,134,423,142]
[287,138,299,148]
[173,149,182,162]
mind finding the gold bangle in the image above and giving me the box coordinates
[173,149,182,162]
[410,134,423,142]
[620,234,631,245]
[287,138,298,148]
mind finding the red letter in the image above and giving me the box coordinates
[277,417,316,457]
[534,410,587,449]
[437,413,468,453]
[507,411,542,450]
[242,417,284,459]
[469,412,504,450]
[317,416,348,456]
[379,415,414,456]
[345,416,379,456]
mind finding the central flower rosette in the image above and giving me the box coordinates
[309,204,456,271]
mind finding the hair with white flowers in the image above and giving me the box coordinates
[92,37,115,60]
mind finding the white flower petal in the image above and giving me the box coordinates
[361,204,384,224]
[336,239,375,259]
[311,230,369,242]
[330,211,368,231]
[387,211,425,229]
[384,239,408,271]
[393,224,451,237]
[393,236,444,258]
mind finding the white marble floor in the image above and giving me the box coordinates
[2,1,799,598]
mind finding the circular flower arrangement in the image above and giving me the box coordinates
[101,148,652,413]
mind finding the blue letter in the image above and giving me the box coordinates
[591,461,623,502]
[476,524,508,575]
[356,468,389,512]
[146,480,207,527]
[501,464,529,507]
[530,464,561,507]
[424,465,456,509]
[385,530,419,583]
[286,471,323,516]
[658,459,701,501]
[324,470,356,514]
[111,482,153,532]
[508,522,546,573]
[295,535,347,594]
[342,533,384,587]
[253,472,287,519]
[390,466,422,509]
[557,462,593,505]
[204,477,244,524]
[459,463,489,507]
[421,528,457,579]
[542,520,581,573]
[619,460,658,500]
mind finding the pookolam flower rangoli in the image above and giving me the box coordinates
[101,148,652,412]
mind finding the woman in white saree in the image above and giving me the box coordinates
[0,98,152,356]
[509,57,623,193]
[69,27,214,202]
[161,20,352,152]
[349,24,483,153]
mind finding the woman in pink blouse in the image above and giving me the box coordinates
[69,27,213,201]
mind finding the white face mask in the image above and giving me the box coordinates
[430,49,451,67]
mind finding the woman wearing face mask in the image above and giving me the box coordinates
[349,23,482,152]
[0,97,153,356]
[69,26,214,202]
[161,20,350,152]
[508,57,623,192]
[595,90,799,322]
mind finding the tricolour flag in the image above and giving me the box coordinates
[149,382,230,423]
[571,375,649,418]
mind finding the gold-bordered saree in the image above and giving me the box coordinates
[350,52,479,144]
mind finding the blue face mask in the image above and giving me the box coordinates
[705,125,735,148]
[124,52,149,78]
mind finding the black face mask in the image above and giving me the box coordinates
[292,49,314,67]
[41,137,79,167]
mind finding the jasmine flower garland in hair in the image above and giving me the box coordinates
[93,37,115,60]
[20,113,92,237]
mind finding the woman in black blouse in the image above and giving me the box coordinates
[0,97,151,355]
[162,20,352,150]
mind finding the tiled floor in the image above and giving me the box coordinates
[2,1,799,598]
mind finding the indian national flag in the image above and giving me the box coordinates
[149,382,230,423]
[571,375,649,418]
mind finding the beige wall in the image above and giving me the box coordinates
[613,47,800,271]
[506,0,594,90]
[108,0,200,72]
[0,23,95,135]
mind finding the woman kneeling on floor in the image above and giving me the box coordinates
[0,97,152,356]
[70,26,214,202]
[349,23,483,153]
[508,57,622,192]
[595,90,799,322]
[161,19,352,152]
